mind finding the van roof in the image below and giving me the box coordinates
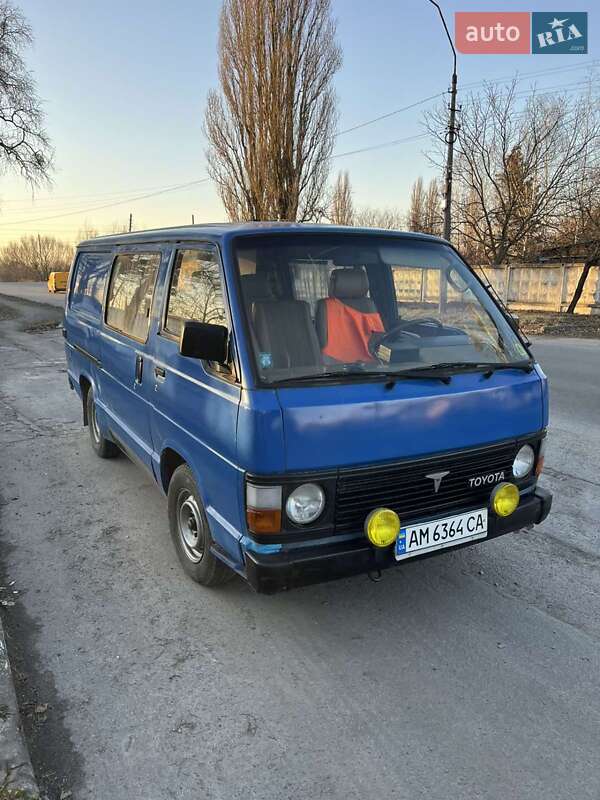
[77,221,446,247]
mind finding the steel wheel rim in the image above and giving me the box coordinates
[90,398,101,444]
[177,490,205,563]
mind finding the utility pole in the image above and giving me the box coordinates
[427,0,458,242]
[191,214,195,225]
[128,213,133,232]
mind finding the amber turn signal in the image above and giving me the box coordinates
[246,483,282,534]
[246,508,282,534]
[535,456,544,477]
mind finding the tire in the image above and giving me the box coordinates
[167,464,232,587]
[86,387,119,459]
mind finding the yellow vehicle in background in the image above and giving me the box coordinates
[48,271,69,293]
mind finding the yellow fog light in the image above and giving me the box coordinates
[491,482,520,517]
[365,508,400,547]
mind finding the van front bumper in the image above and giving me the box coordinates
[244,487,553,594]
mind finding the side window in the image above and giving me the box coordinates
[70,252,112,318]
[165,247,227,338]
[105,252,161,341]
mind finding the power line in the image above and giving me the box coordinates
[2,134,431,229]
[335,59,600,139]
[336,93,444,137]
[1,181,206,217]
[0,179,204,206]
[333,133,429,159]
[0,178,210,228]
[1,60,598,231]
[332,77,599,162]
[513,78,597,100]
[460,58,599,91]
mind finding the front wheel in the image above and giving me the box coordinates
[167,464,232,587]
[86,388,119,459]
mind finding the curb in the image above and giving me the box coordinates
[0,618,40,798]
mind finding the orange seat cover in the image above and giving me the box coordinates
[321,298,384,362]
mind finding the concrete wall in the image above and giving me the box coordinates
[473,263,600,314]
[393,262,600,314]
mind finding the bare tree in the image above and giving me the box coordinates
[107,219,131,235]
[566,237,600,313]
[76,219,132,243]
[0,234,72,280]
[329,170,353,225]
[354,207,404,230]
[426,80,600,266]
[0,1,52,187]
[424,178,442,236]
[407,177,442,235]
[452,185,484,262]
[77,222,100,241]
[555,172,600,313]
[204,0,342,222]
[407,176,425,232]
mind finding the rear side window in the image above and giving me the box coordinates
[164,246,227,337]
[70,252,112,318]
[105,252,161,341]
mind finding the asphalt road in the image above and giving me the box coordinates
[0,281,66,308]
[0,293,599,800]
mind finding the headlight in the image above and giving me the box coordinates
[286,483,325,525]
[513,444,535,479]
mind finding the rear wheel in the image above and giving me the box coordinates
[86,387,119,459]
[167,464,232,586]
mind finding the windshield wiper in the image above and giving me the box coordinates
[274,370,388,386]
[274,368,452,386]
[273,360,534,387]
[392,360,535,379]
[479,360,535,376]
[378,360,535,388]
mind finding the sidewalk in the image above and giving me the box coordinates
[0,619,39,798]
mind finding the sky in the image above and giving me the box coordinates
[0,0,597,245]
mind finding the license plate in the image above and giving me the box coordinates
[395,508,488,561]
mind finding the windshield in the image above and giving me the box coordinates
[233,234,529,384]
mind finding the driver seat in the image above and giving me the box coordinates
[316,268,384,363]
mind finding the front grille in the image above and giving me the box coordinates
[335,440,521,533]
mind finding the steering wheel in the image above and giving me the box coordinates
[371,317,444,357]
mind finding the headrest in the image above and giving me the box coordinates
[241,273,273,303]
[329,267,369,299]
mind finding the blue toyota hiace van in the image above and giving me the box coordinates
[64,223,552,593]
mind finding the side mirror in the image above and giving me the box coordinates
[179,321,229,363]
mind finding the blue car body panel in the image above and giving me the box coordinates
[63,223,550,585]
[98,327,155,469]
[149,332,244,563]
[275,370,543,471]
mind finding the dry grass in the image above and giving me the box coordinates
[519,310,600,338]
[0,767,38,800]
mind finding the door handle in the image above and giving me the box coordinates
[154,366,166,381]
[135,354,143,384]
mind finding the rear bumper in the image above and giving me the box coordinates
[244,487,552,594]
